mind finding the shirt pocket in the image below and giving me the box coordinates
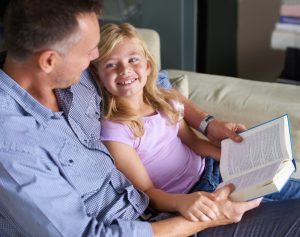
[58,140,107,197]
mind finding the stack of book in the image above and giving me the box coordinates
[271,1,300,50]
[271,1,300,85]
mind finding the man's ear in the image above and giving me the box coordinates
[37,50,60,73]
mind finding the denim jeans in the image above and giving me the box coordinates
[189,157,222,193]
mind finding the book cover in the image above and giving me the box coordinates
[280,15,300,25]
[271,29,300,50]
[276,22,300,33]
[280,4,300,18]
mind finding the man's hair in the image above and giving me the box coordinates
[3,0,103,60]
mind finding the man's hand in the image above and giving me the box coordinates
[151,184,262,237]
[206,119,246,146]
[176,185,261,224]
[212,184,262,223]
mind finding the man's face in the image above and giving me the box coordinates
[52,13,100,88]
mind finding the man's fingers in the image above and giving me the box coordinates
[230,133,243,143]
[241,197,263,212]
[213,184,235,199]
[235,123,247,132]
[227,123,246,143]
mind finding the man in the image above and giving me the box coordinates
[0,0,300,236]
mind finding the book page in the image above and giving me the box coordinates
[218,161,281,190]
[221,122,286,179]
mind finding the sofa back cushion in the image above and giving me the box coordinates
[137,28,161,70]
[168,69,300,179]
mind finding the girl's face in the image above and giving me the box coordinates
[97,37,151,99]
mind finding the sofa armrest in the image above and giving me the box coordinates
[168,69,300,179]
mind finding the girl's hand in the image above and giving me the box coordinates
[176,192,220,222]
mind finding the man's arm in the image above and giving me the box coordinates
[171,88,246,146]
[178,118,221,160]
[0,147,152,237]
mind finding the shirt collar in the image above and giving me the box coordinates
[0,52,61,125]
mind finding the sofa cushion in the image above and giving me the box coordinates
[169,73,189,98]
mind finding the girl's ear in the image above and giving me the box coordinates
[146,61,152,76]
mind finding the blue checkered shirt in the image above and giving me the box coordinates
[0,53,172,236]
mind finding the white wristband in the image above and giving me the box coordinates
[198,115,215,135]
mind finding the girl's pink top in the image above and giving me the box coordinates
[101,112,205,194]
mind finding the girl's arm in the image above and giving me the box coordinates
[177,119,221,161]
[103,140,220,222]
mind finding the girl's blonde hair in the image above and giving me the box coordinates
[91,23,181,137]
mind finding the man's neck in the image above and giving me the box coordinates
[3,54,60,112]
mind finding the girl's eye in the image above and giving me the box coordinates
[129,57,139,63]
[105,63,117,69]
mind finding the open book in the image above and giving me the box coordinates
[218,114,296,201]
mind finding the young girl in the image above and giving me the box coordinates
[91,22,300,223]
[91,23,223,222]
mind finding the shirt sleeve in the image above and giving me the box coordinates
[101,119,136,147]
[0,137,152,237]
[156,70,172,89]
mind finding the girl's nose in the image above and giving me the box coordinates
[119,64,132,76]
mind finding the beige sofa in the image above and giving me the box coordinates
[138,28,300,179]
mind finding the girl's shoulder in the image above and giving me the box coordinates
[100,118,136,145]
[101,118,128,130]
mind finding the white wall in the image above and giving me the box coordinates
[238,0,285,82]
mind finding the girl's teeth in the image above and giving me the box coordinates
[119,79,135,85]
